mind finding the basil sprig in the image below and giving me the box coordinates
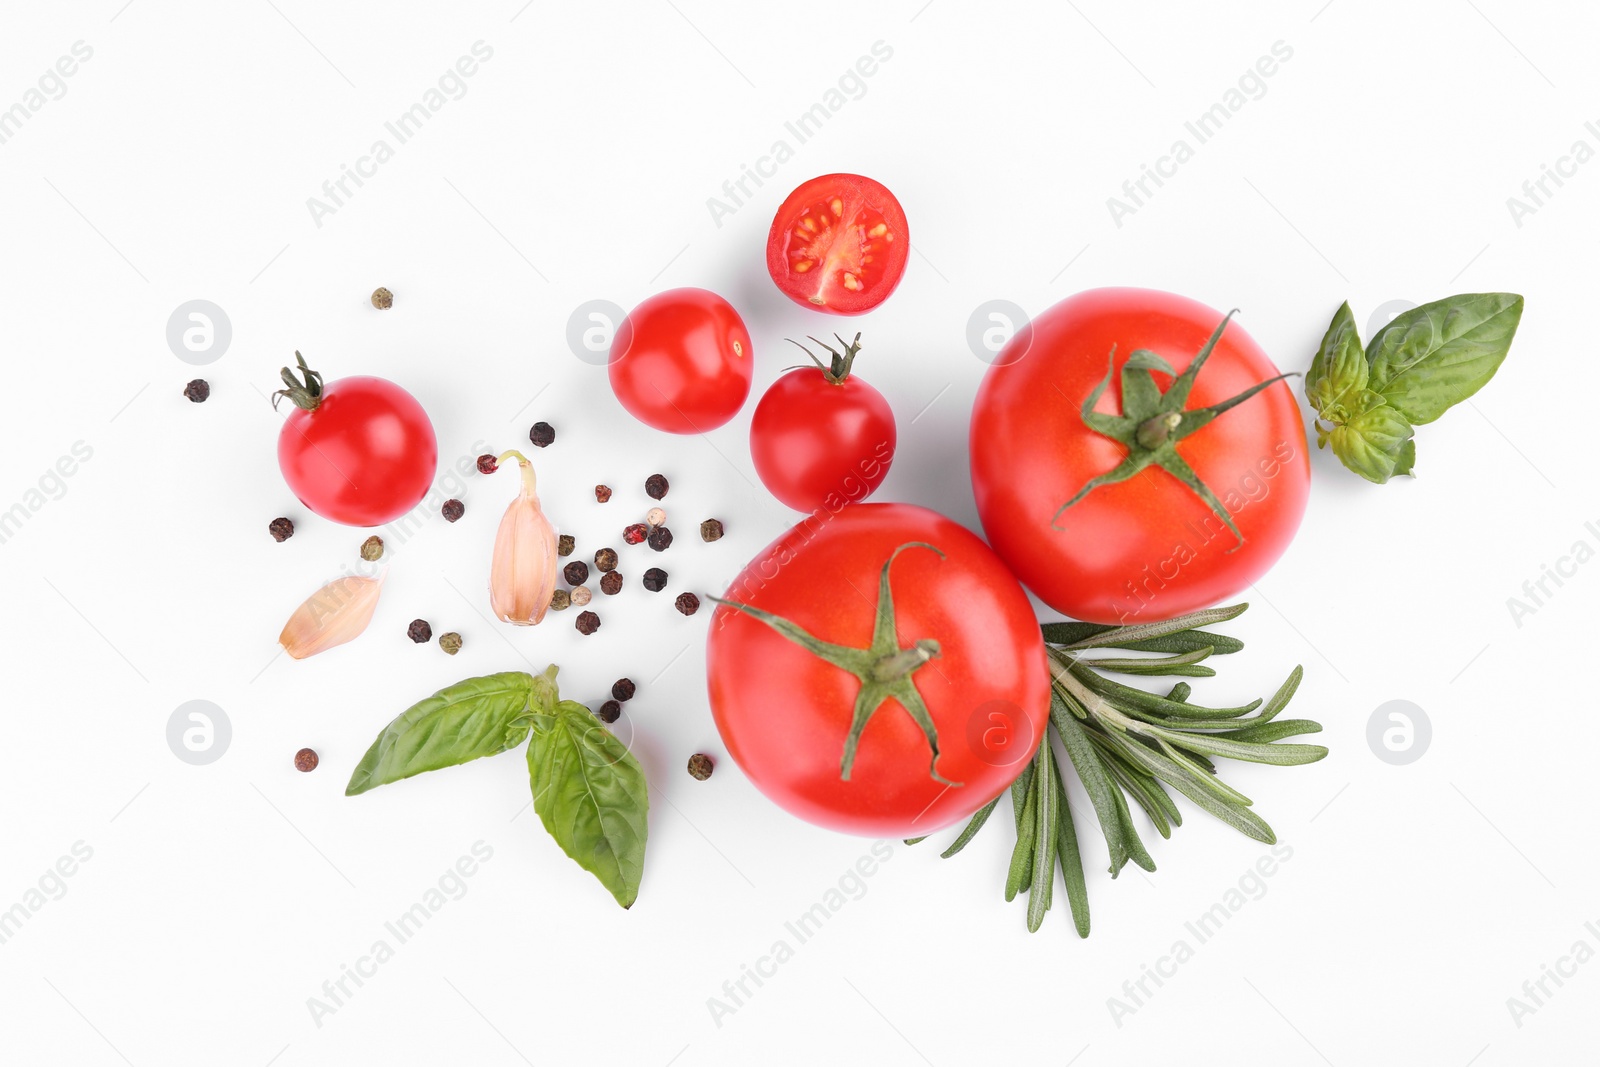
[910,604,1325,934]
[347,666,649,909]
[1306,293,1523,483]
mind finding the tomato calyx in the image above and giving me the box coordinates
[1053,312,1296,548]
[786,332,865,385]
[272,351,327,413]
[710,541,961,787]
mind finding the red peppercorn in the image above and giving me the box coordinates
[595,485,612,503]
[623,523,648,545]
[269,517,295,542]
[184,379,210,403]
[476,454,499,474]
[442,499,465,522]
[408,619,433,642]
[674,592,700,616]
[600,571,623,595]
[575,610,601,635]
[294,748,319,772]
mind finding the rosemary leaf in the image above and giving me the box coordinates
[1054,769,1091,937]
[1054,603,1249,650]
[938,797,999,858]
[1005,770,1038,901]
[1027,742,1057,932]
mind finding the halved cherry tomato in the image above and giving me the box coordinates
[766,174,909,316]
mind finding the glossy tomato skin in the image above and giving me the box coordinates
[749,369,896,513]
[277,376,437,527]
[608,288,753,433]
[707,503,1049,837]
[766,174,910,315]
[970,288,1309,625]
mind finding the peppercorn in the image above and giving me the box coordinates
[645,473,669,499]
[442,499,465,522]
[476,454,499,474]
[643,567,668,592]
[687,753,714,781]
[612,678,636,701]
[269,517,295,542]
[675,592,701,616]
[184,379,210,403]
[575,610,600,635]
[600,571,623,595]
[595,485,612,503]
[558,534,575,557]
[597,700,621,724]
[594,548,618,572]
[407,619,432,643]
[623,523,648,545]
[360,535,384,561]
[439,632,462,655]
[295,748,319,772]
[646,507,666,527]
[550,588,572,611]
[564,561,589,586]
[529,421,555,448]
[371,287,393,309]
[571,585,593,606]
[700,518,725,542]
[647,525,673,552]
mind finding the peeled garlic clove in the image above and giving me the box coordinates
[279,572,385,659]
[490,450,558,626]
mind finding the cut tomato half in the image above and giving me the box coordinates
[765,173,909,316]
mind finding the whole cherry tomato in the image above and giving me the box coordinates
[274,352,437,527]
[608,288,753,433]
[766,173,910,315]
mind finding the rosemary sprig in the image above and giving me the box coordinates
[911,603,1326,934]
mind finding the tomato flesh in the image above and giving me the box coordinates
[766,174,909,315]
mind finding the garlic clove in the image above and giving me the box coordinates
[489,450,559,626]
[279,572,385,659]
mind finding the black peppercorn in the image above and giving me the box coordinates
[647,525,673,552]
[550,588,572,611]
[645,473,669,499]
[612,678,636,701]
[407,619,432,643]
[269,517,294,542]
[595,485,612,502]
[575,610,601,635]
[529,421,555,448]
[675,592,700,616]
[700,518,725,542]
[687,753,714,781]
[442,499,465,522]
[184,379,210,403]
[295,748,319,772]
[643,567,668,592]
[594,548,618,572]
[476,454,499,474]
[597,700,621,724]
[564,561,589,586]
[600,571,623,595]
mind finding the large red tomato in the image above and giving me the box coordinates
[706,503,1048,837]
[608,288,753,433]
[970,288,1309,624]
[274,352,437,527]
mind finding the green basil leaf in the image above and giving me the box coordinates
[527,700,649,908]
[346,671,538,796]
[1305,301,1368,417]
[1365,293,1523,424]
[1329,402,1415,484]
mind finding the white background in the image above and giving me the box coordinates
[1,1,1595,1063]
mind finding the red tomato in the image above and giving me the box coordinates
[749,335,896,512]
[707,503,1049,837]
[275,354,437,528]
[608,288,753,433]
[970,288,1309,625]
[766,174,909,315]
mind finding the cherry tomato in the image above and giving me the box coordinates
[608,288,753,433]
[766,174,909,315]
[707,503,1049,837]
[969,288,1309,625]
[275,353,437,528]
[749,334,896,513]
